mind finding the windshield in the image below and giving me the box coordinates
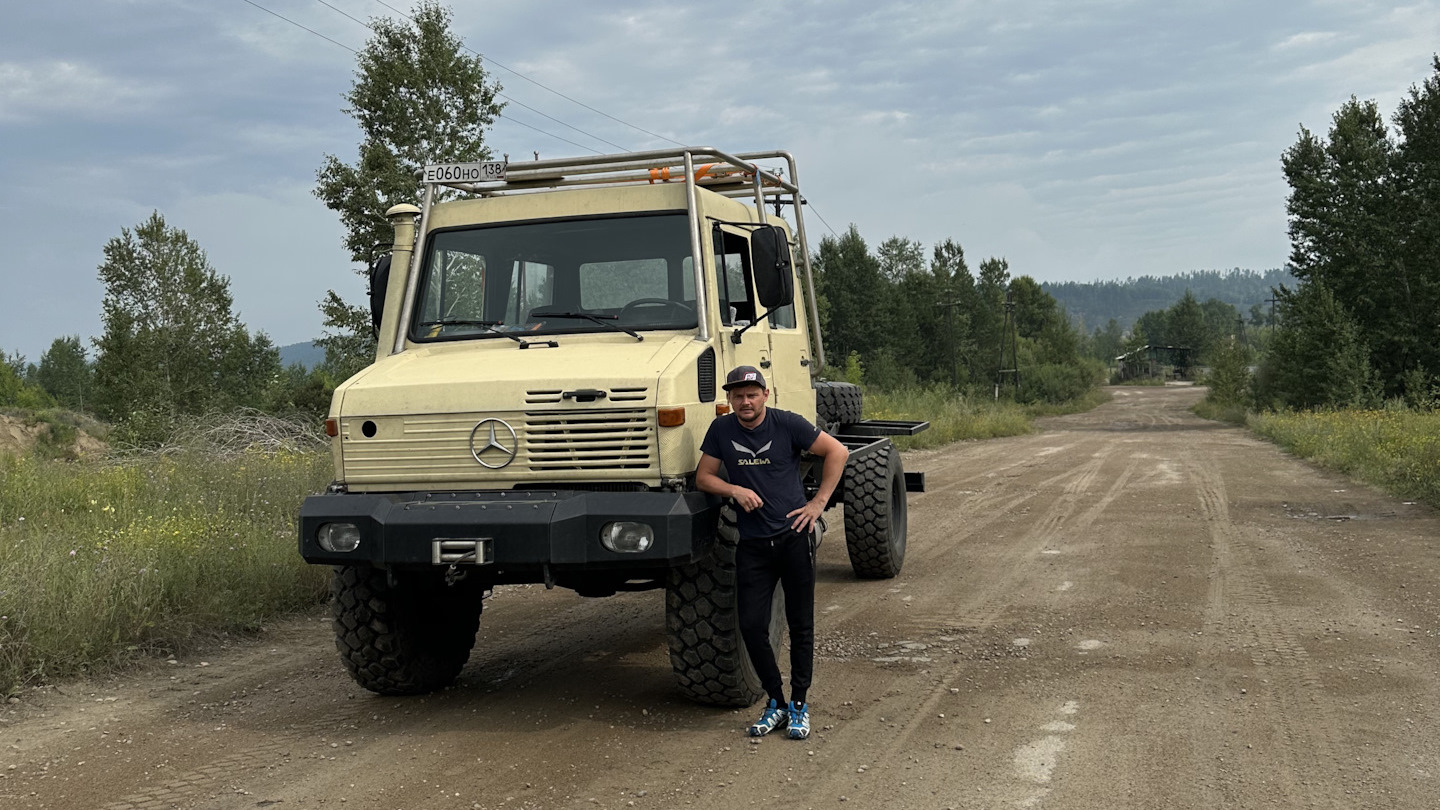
[411,213,698,342]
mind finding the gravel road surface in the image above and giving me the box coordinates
[4,384,1439,809]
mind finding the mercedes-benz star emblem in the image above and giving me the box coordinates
[468,418,518,469]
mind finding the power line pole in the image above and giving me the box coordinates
[995,290,1019,401]
[935,300,962,388]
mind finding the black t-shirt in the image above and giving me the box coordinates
[700,407,821,539]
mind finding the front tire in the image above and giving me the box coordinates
[843,441,908,579]
[665,505,783,707]
[331,565,484,696]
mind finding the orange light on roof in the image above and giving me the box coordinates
[658,407,686,427]
[325,418,339,437]
[715,404,732,416]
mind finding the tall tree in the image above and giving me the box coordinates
[876,236,924,282]
[92,212,279,429]
[36,336,92,410]
[1282,97,1403,393]
[813,226,886,373]
[314,1,504,373]
[1255,283,1376,409]
[1391,56,1440,382]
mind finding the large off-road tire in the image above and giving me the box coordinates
[815,381,863,431]
[665,505,784,707]
[843,441,908,579]
[331,565,484,696]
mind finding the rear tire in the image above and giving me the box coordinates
[843,442,908,579]
[815,381,863,431]
[665,505,784,707]
[331,565,484,696]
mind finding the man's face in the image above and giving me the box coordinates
[726,383,769,424]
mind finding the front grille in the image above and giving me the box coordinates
[524,409,654,470]
[341,408,658,485]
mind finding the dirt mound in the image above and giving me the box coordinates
[0,413,106,458]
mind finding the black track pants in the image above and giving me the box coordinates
[736,528,816,703]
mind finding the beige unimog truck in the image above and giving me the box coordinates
[299,147,927,707]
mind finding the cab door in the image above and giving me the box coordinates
[711,226,775,402]
[759,238,816,424]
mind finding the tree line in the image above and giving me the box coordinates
[814,229,1103,403]
[1044,268,1295,335]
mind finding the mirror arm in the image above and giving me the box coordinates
[730,308,780,344]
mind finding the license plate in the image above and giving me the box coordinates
[423,161,506,184]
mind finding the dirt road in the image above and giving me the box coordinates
[5,385,1440,809]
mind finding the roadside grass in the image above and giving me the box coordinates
[0,448,332,693]
[1023,387,1113,417]
[1192,397,1249,425]
[1249,407,1440,509]
[862,384,1101,450]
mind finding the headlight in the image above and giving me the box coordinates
[600,521,654,553]
[317,522,362,553]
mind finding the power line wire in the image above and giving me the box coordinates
[241,0,356,53]
[239,0,602,153]
[370,0,686,148]
[315,0,624,153]
[807,203,841,239]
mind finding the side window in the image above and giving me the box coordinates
[713,227,756,326]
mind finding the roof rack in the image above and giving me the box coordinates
[412,147,825,372]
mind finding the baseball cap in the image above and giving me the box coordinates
[722,365,767,391]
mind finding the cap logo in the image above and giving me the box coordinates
[744,372,757,381]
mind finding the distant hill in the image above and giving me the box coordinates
[279,340,325,370]
[1043,268,1297,332]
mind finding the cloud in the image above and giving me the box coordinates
[0,61,164,122]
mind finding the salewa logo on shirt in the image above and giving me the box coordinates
[732,439,773,466]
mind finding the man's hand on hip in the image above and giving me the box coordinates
[787,497,826,532]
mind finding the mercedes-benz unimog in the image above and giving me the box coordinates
[299,147,927,707]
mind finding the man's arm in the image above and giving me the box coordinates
[786,431,849,532]
[696,452,764,513]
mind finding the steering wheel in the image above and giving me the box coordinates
[618,298,695,320]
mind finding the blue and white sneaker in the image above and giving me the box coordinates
[748,699,789,737]
[787,701,810,740]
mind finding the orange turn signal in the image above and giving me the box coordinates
[715,404,732,416]
[658,407,686,427]
[324,418,339,437]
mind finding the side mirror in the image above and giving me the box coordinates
[368,253,392,335]
[750,225,794,310]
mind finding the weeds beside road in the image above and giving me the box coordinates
[1249,407,1440,509]
[0,449,331,692]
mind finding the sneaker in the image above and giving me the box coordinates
[748,699,789,737]
[787,701,810,740]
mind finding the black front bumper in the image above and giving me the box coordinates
[299,489,720,577]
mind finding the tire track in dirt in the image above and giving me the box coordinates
[25,588,665,810]
[1190,452,1346,810]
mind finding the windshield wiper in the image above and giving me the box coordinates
[416,318,558,349]
[529,311,643,341]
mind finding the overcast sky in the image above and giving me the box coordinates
[2,0,1437,363]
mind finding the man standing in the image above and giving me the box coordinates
[696,365,849,739]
